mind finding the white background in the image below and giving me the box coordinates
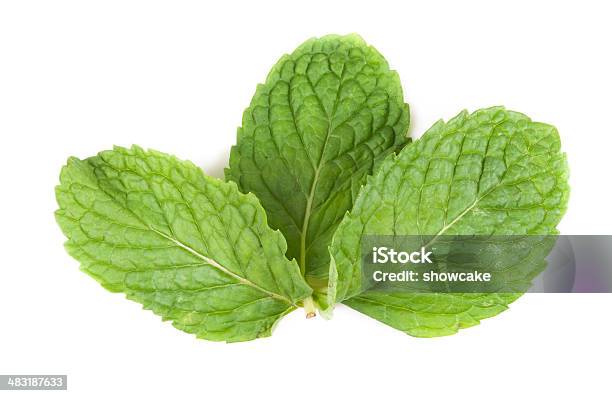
[1,1,611,395]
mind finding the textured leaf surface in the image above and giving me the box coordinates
[329,107,569,336]
[226,34,410,298]
[55,146,312,342]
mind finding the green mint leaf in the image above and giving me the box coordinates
[226,34,410,305]
[329,107,570,336]
[345,292,523,337]
[55,146,312,342]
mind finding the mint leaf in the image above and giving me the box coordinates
[55,146,312,342]
[345,292,523,337]
[226,34,410,305]
[329,107,570,336]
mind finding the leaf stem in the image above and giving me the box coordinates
[303,296,316,318]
